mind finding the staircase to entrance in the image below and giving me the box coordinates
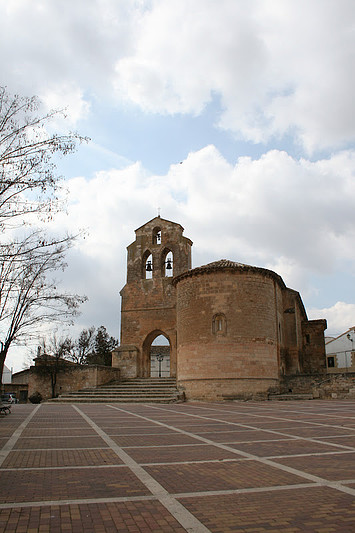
[55,378,182,403]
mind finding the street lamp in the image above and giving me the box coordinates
[156,353,164,377]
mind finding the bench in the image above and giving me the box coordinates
[0,403,11,415]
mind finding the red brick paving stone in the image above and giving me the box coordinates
[145,460,311,493]
[192,430,288,442]
[179,486,355,532]
[238,419,308,431]
[0,501,187,533]
[275,426,355,438]
[228,438,344,457]
[307,417,355,425]
[273,452,355,481]
[164,421,230,427]
[2,448,124,468]
[112,434,200,447]
[13,436,109,449]
[26,421,91,427]
[316,435,355,447]
[21,428,98,437]
[125,444,243,464]
[0,426,21,437]
[105,427,178,436]
[0,466,150,503]
[169,424,232,433]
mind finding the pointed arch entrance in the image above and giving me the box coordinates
[150,334,170,377]
[142,331,171,378]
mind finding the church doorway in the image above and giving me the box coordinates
[150,334,170,377]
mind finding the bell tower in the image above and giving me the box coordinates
[113,216,192,378]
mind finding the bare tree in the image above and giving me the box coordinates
[33,334,75,398]
[0,230,87,381]
[0,87,88,383]
[68,326,96,365]
[0,86,87,230]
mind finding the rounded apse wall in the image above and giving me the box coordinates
[174,262,283,400]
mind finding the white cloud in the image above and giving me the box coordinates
[114,0,355,152]
[7,144,355,370]
[2,0,355,370]
[40,83,91,126]
[36,146,355,342]
[2,1,354,151]
[0,0,137,108]
[309,302,355,336]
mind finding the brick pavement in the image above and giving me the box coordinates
[1,400,355,532]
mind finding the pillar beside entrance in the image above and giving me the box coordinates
[112,346,138,379]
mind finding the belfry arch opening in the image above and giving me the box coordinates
[150,334,171,377]
[152,227,161,245]
[162,249,173,277]
[143,251,153,279]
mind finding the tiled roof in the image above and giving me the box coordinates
[172,259,286,288]
[201,259,249,269]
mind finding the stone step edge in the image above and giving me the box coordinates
[49,398,181,403]
[75,389,178,394]
[60,393,178,399]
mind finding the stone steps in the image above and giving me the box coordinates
[53,378,182,403]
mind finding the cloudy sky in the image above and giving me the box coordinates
[2,0,355,371]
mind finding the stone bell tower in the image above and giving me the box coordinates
[112,216,192,378]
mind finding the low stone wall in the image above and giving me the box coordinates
[280,372,355,399]
[178,377,279,401]
[178,373,355,401]
[28,365,120,401]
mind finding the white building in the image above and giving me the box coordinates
[325,326,355,372]
[2,364,12,384]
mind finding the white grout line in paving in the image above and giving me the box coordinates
[13,446,108,452]
[111,403,355,498]
[2,402,355,517]
[0,495,157,510]
[2,464,128,471]
[73,405,212,533]
[0,406,40,468]
[154,404,355,452]
[229,403,355,420]
[0,482,325,511]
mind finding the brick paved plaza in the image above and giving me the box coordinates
[1,400,355,532]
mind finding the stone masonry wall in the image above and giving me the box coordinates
[28,365,120,401]
[176,269,282,399]
[119,217,192,378]
[280,372,355,399]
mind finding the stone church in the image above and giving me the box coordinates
[112,216,327,400]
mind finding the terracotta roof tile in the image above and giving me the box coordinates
[172,259,286,288]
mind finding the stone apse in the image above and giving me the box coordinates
[112,216,327,400]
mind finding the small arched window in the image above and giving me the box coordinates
[212,313,227,335]
[152,227,161,245]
